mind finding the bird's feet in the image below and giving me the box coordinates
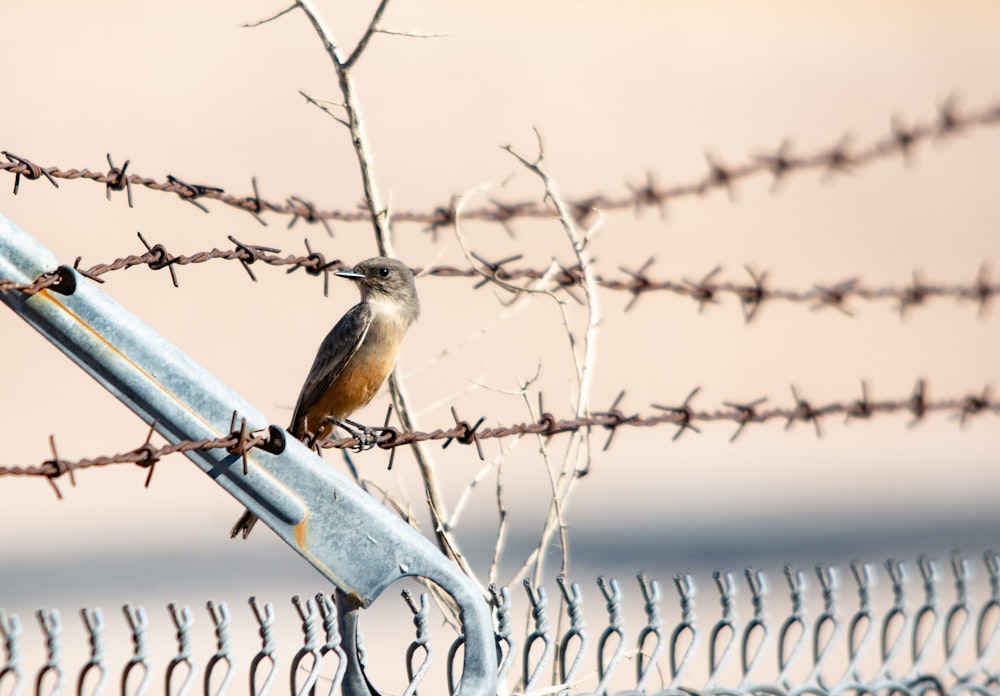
[327,417,380,452]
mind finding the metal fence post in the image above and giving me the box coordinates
[0,214,497,696]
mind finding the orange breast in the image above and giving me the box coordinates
[301,318,403,440]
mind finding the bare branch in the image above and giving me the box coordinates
[241,4,297,28]
[449,437,520,531]
[501,130,603,586]
[374,28,449,39]
[343,0,391,69]
[294,0,393,254]
[488,452,509,589]
[298,90,350,128]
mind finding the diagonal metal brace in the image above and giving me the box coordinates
[0,214,497,696]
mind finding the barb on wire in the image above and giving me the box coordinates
[1,97,998,228]
[2,380,998,487]
[9,238,996,320]
[652,386,703,441]
[103,154,132,207]
[2,151,59,194]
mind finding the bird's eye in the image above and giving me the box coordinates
[378,267,391,278]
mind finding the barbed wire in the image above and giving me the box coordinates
[2,97,998,232]
[1,235,995,319]
[2,381,995,494]
[0,420,272,498]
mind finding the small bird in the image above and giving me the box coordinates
[230,256,419,539]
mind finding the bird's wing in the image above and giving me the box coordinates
[289,303,372,436]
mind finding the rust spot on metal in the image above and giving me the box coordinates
[344,591,366,609]
[294,518,308,548]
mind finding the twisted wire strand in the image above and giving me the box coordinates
[1,97,998,230]
[1,381,996,491]
[2,237,995,320]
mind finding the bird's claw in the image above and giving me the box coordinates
[327,417,379,452]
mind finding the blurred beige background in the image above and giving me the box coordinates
[1,0,998,691]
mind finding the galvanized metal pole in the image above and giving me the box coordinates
[0,214,497,696]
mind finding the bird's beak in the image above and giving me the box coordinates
[333,268,365,280]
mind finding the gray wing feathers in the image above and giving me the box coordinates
[289,303,372,434]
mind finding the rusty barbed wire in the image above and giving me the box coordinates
[2,97,998,231]
[0,267,75,297]
[2,381,996,492]
[2,234,995,318]
[0,417,273,498]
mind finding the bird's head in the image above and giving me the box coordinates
[335,257,420,323]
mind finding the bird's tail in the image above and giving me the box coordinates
[229,424,305,540]
[229,508,259,539]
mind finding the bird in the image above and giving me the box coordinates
[230,256,419,539]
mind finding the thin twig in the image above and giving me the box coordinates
[374,28,449,39]
[294,0,393,254]
[502,130,603,585]
[488,441,510,589]
[241,3,297,28]
[299,90,350,128]
[448,432,522,531]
